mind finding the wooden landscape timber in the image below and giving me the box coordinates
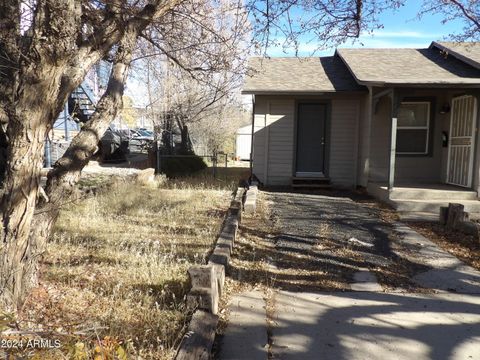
[175,186,248,359]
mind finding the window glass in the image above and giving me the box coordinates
[397,103,429,127]
[396,102,430,155]
[397,129,428,153]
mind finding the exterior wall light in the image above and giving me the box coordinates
[440,103,451,114]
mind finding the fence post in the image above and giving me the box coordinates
[212,154,217,179]
[224,153,228,181]
[156,140,161,174]
[63,105,69,141]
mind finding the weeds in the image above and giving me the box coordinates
[18,177,232,359]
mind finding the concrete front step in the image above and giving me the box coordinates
[291,183,332,189]
[389,188,477,201]
[398,212,439,222]
[291,177,331,189]
[391,199,480,213]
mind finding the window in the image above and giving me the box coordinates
[396,102,430,155]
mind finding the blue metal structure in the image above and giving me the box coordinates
[46,83,97,167]
[45,60,111,167]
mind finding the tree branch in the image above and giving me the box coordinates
[448,0,480,31]
[46,31,137,205]
[0,0,21,126]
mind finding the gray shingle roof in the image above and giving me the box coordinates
[432,41,480,70]
[242,56,365,94]
[336,47,480,86]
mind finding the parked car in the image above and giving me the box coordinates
[134,128,154,141]
[129,129,154,152]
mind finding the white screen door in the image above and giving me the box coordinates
[447,95,477,187]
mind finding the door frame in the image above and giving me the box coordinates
[293,100,331,178]
[446,95,478,188]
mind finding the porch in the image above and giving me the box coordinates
[363,86,480,214]
[367,182,480,214]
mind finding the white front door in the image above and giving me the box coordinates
[447,95,477,187]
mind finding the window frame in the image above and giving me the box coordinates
[396,101,431,155]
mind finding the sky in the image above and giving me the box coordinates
[267,0,465,57]
[126,0,466,106]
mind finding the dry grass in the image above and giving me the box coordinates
[228,192,280,290]
[169,166,250,190]
[17,177,232,359]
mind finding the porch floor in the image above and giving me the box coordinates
[367,182,480,215]
[372,182,473,192]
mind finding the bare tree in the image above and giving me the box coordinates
[419,1,480,41]
[190,101,251,156]
[0,0,183,312]
[132,0,250,153]
[155,63,246,152]
[245,0,480,55]
[0,0,250,312]
[245,0,405,54]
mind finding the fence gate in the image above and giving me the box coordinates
[447,95,477,187]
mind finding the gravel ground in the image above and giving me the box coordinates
[264,189,430,291]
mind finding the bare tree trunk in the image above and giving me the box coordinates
[0,128,7,185]
[0,106,50,311]
[175,116,193,154]
[0,41,73,308]
[27,32,136,292]
[0,63,108,310]
[0,0,181,312]
[0,0,88,311]
[0,31,134,312]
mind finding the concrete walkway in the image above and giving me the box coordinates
[219,190,480,360]
[218,290,268,360]
[393,222,480,293]
[272,291,480,360]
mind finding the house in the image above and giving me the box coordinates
[242,41,480,214]
[236,124,252,160]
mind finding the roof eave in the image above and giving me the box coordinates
[358,80,480,88]
[337,46,480,88]
[241,89,367,95]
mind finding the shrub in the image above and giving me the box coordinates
[160,155,207,177]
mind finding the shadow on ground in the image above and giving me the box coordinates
[218,290,480,360]
[232,189,433,292]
